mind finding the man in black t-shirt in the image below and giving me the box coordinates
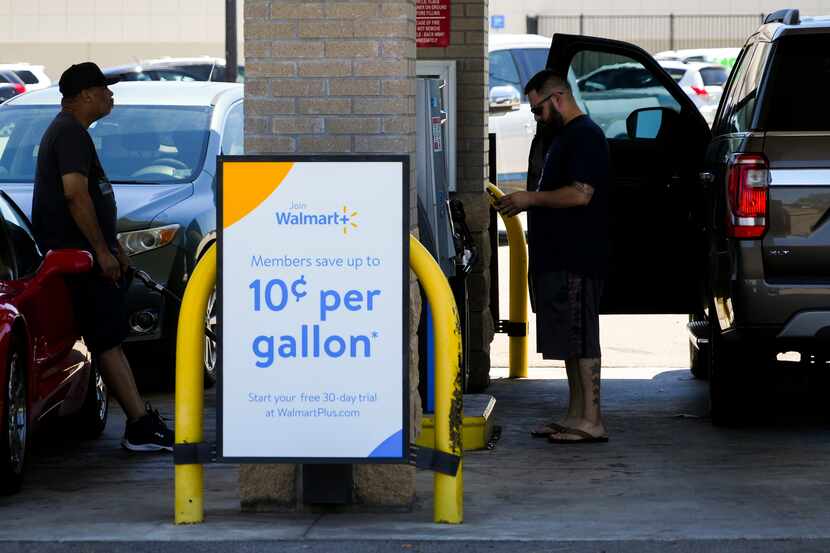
[495,70,610,444]
[32,62,173,452]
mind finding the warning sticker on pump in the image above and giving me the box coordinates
[431,117,443,152]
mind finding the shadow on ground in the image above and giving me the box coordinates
[2,363,829,547]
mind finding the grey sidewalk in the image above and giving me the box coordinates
[2,366,830,552]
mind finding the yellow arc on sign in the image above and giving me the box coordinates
[223,162,294,229]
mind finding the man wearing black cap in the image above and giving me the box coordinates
[31,62,174,452]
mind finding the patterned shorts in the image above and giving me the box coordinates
[530,271,603,360]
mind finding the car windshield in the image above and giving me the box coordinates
[512,48,549,97]
[14,71,38,85]
[0,105,211,184]
[664,68,687,82]
[699,66,728,86]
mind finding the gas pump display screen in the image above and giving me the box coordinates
[217,156,409,462]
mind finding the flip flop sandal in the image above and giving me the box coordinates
[548,428,609,444]
[530,422,571,438]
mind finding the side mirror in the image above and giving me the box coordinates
[489,86,521,113]
[626,107,671,140]
[37,249,94,281]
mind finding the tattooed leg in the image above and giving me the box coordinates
[548,358,608,442]
[578,357,603,426]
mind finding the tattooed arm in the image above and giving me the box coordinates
[494,181,595,217]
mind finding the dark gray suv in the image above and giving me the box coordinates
[533,9,830,426]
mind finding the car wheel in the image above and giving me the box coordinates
[203,286,217,389]
[72,356,108,439]
[708,331,740,427]
[706,305,746,427]
[709,324,768,427]
[0,342,27,495]
[689,313,710,380]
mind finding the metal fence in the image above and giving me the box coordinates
[528,14,765,53]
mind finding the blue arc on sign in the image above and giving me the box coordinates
[368,429,403,458]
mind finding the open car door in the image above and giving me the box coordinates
[534,34,712,314]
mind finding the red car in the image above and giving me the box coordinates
[0,192,108,495]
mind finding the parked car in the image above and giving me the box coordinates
[659,60,729,126]
[103,57,244,83]
[0,70,26,96]
[655,47,742,70]
[0,64,51,92]
[534,8,830,426]
[0,84,21,104]
[488,34,551,192]
[0,192,106,495]
[0,82,244,386]
[575,61,683,138]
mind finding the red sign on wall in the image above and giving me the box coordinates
[417,0,450,48]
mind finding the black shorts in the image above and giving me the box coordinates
[530,271,603,360]
[67,272,130,354]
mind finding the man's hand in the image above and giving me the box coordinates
[495,191,534,217]
[116,248,131,276]
[97,250,121,282]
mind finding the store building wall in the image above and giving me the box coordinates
[0,0,243,77]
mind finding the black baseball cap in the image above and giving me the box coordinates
[59,62,120,97]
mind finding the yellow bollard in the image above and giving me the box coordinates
[173,239,461,523]
[486,184,528,379]
[409,235,463,524]
[174,243,216,524]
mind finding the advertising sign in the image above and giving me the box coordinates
[218,156,409,462]
[417,0,450,48]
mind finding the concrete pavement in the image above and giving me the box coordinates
[2,362,830,552]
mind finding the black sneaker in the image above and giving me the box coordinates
[121,403,174,452]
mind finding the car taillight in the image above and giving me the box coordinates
[691,86,709,96]
[725,154,768,239]
[12,83,24,94]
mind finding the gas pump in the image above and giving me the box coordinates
[416,77,498,451]
[416,77,476,401]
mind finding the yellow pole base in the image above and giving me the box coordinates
[409,235,463,524]
[173,244,216,525]
[486,184,528,379]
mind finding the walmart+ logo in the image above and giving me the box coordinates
[275,205,359,236]
[340,206,359,235]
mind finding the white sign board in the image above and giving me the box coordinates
[218,157,408,462]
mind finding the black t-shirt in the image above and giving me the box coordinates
[527,114,610,277]
[32,112,118,257]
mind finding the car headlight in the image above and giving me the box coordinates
[117,224,180,256]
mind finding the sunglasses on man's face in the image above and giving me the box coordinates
[530,91,562,115]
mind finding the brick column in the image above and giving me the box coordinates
[241,0,420,511]
[418,0,493,390]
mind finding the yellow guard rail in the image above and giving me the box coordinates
[175,243,215,524]
[174,238,463,524]
[409,234,464,524]
[486,183,528,378]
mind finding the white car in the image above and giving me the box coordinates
[0,64,51,92]
[655,48,741,70]
[658,60,729,126]
[488,34,551,192]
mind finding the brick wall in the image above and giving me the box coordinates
[245,1,418,157]
[241,0,420,511]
